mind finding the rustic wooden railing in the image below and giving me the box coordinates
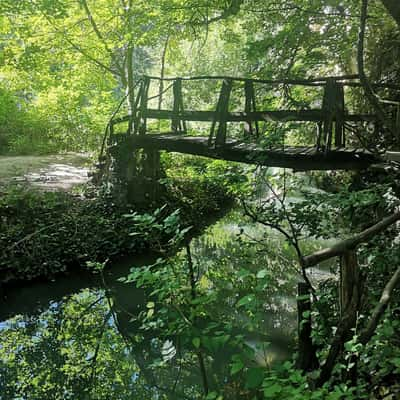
[108,74,399,153]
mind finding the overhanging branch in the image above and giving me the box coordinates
[200,0,244,25]
[302,211,400,268]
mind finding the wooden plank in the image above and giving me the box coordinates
[304,147,318,155]
[145,74,400,90]
[126,133,380,171]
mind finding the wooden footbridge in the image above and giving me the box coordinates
[103,74,399,171]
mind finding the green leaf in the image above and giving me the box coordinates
[256,269,269,279]
[245,367,264,389]
[230,359,244,375]
[236,294,256,308]
[263,383,282,396]
[192,337,201,349]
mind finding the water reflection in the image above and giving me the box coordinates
[0,205,323,399]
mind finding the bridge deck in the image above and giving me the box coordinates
[124,133,380,171]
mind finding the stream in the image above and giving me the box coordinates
[0,203,335,399]
[0,158,335,399]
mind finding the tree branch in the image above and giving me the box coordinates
[318,265,400,385]
[80,0,122,71]
[199,0,244,25]
[65,35,118,75]
[43,13,118,76]
[359,265,400,344]
[317,285,359,386]
[302,211,400,268]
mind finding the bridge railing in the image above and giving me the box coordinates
[108,75,399,152]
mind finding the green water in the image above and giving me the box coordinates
[0,204,334,399]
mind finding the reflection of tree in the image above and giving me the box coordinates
[0,290,143,399]
[0,278,207,399]
[0,208,299,399]
[106,283,204,400]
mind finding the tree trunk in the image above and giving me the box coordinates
[340,250,360,318]
[126,45,135,134]
[296,282,318,372]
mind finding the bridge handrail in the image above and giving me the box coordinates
[105,74,399,155]
[142,74,400,90]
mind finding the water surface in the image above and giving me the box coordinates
[0,201,333,399]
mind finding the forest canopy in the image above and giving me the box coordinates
[1,2,400,399]
[0,0,399,154]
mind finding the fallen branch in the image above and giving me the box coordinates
[6,222,60,252]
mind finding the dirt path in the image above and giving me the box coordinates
[0,153,92,190]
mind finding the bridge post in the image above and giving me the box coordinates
[209,78,233,147]
[131,82,143,135]
[171,78,187,134]
[244,80,259,138]
[135,77,150,135]
[395,104,400,149]
[127,149,162,205]
[334,83,345,148]
[320,78,345,153]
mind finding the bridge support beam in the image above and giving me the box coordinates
[318,78,346,153]
[107,135,163,205]
[122,149,162,206]
[127,149,162,205]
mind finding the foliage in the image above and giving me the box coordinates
[0,0,398,154]
[1,0,400,397]
[0,84,53,154]
[0,165,233,282]
[118,204,299,397]
[0,289,145,399]
[0,185,138,281]
[161,155,246,221]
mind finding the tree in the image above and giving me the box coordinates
[381,0,400,27]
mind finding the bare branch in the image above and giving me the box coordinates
[359,265,400,344]
[302,211,400,268]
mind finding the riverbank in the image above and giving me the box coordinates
[0,172,235,284]
[0,152,246,283]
